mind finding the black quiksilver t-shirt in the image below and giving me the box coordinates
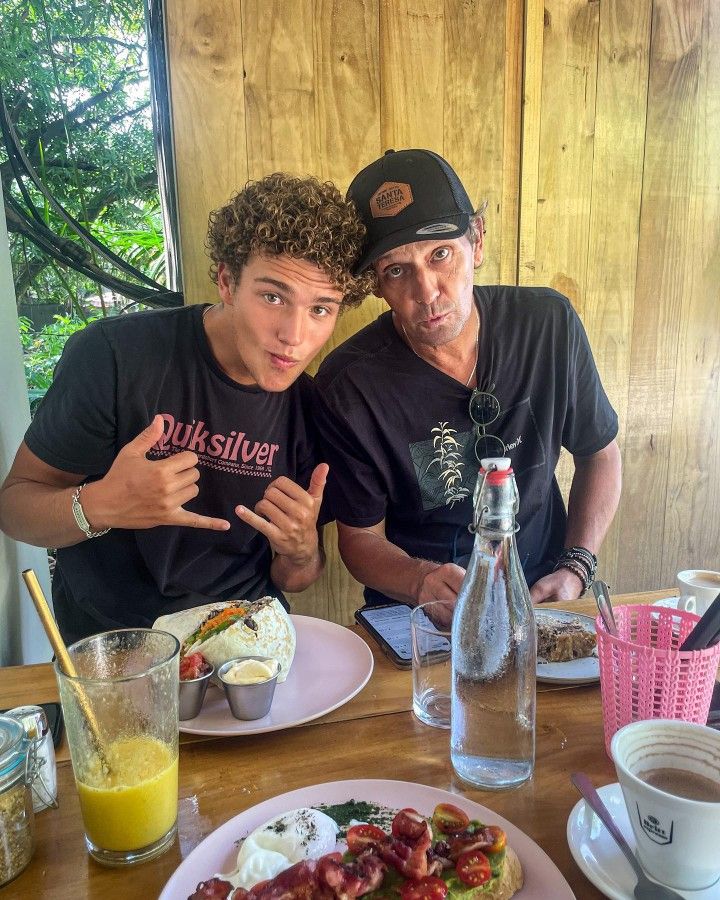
[25,305,320,640]
[314,285,618,592]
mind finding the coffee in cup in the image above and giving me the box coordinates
[677,569,720,616]
[638,766,720,802]
[611,719,720,891]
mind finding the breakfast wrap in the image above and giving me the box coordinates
[153,597,295,682]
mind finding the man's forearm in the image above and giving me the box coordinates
[337,527,436,605]
[528,441,621,603]
[565,440,622,553]
[0,479,87,549]
[270,545,326,593]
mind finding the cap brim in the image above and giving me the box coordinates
[354,213,470,274]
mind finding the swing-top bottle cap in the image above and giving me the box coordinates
[480,457,512,471]
[479,457,513,485]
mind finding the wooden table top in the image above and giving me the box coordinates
[0,590,678,899]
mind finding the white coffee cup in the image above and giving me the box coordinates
[677,569,720,616]
[611,719,720,891]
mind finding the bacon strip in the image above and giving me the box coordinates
[318,851,387,897]
[377,809,433,880]
[188,853,387,900]
[188,878,236,900]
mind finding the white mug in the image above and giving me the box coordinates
[677,569,720,617]
[611,719,720,891]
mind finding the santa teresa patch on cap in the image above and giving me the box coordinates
[369,182,413,218]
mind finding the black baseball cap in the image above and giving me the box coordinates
[347,148,474,273]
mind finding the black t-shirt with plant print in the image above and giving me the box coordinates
[24,305,320,641]
[314,285,618,594]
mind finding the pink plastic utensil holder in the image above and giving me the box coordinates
[596,604,720,755]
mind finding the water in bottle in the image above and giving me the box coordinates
[451,457,536,789]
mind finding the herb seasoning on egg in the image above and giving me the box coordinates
[266,810,318,848]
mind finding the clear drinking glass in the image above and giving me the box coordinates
[411,601,453,729]
[55,629,179,866]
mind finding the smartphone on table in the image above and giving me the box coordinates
[354,602,414,668]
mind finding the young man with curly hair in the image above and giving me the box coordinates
[0,174,374,642]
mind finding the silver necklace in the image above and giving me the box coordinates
[401,305,479,388]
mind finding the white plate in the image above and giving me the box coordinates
[160,778,575,899]
[180,615,373,736]
[535,608,599,684]
[651,596,686,611]
[567,782,719,900]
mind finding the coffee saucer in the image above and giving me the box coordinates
[651,596,684,610]
[566,782,719,899]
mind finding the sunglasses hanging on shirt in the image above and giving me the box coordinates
[469,389,506,462]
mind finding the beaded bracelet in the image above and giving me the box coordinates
[560,546,597,572]
[552,545,597,593]
[553,560,591,592]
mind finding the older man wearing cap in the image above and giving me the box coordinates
[314,148,621,608]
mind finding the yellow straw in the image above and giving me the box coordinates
[22,568,111,774]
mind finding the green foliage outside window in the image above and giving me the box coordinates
[1,0,164,314]
[18,313,99,412]
[1,0,168,406]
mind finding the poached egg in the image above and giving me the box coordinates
[218,807,338,890]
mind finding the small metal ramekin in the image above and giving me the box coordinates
[217,656,279,720]
[178,663,214,720]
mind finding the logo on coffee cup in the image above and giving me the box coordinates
[637,805,673,845]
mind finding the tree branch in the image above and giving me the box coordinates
[0,85,149,183]
[77,100,150,133]
[84,169,158,221]
[54,34,145,53]
[23,70,147,149]
[12,249,52,300]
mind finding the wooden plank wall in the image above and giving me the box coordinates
[166,0,719,623]
[521,0,719,592]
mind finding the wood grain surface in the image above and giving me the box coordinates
[580,0,652,590]
[445,0,508,286]
[313,0,380,185]
[165,0,248,303]
[651,0,720,587]
[617,0,709,590]
[6,696,614,900]
[518,0,544,285]
[500,0,524,285]
[243,0,317,178]
[379,0,445,154]
[1,591,679,900]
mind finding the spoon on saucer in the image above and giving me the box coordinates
[571,772,685,900]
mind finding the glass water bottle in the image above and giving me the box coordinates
[450,457,536,789]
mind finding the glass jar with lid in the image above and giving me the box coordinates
[0,714,35,886]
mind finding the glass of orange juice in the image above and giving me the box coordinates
[55,629,179,866]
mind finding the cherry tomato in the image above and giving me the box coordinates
[455,849,492,887]
[448,832,487,860]
[432,802,471,835]
[346,823,386,855]
[485,825,506,854]
[391,807,425,839]
[179,652,210,680]
[399,875,449,899]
